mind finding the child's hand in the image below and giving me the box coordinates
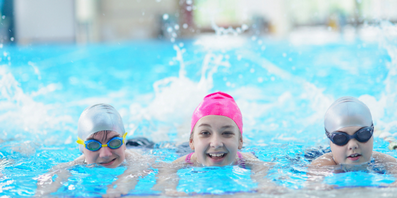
[304,182,336,190]
[164,189,188,196]
[255,184,288,194]
[102,191,122,198]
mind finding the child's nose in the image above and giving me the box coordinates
[99,146,112,158]
[347,138,359,150]
[210,134,223,148]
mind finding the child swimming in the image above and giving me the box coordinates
[153,92,277,194]
[36,103,152,197]
[308,97,397,187]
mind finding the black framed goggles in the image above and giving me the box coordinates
[325,124,374,146]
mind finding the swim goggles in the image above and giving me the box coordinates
[325,125,373,146]
[77,133,128,151]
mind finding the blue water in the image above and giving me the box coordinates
[1,23,397,196]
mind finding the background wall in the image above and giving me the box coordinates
[1,0,396,45]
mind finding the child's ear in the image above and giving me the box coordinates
[189,136,195,150]
[238,135,243,150]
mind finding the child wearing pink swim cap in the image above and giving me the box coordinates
[153,92,279,195]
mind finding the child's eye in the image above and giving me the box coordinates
[200,131,210,136]
[222,131,234,136]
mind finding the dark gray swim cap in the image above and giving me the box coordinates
[77,103,125,152]
[324,96,372,132]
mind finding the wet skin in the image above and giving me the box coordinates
[83,131,126,168]
[330,126,373,165]
[189,115,243,166]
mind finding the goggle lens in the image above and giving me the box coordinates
[332,134,348,146]
[356,127,372,142]
[86,141,101,151]
[108,138,122,149]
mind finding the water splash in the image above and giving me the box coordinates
[128,45,230,142]
[0,66,73,141]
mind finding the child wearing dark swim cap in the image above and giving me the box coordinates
[308,97,397,187]
[153,92,279,195]
[36,104,152,197]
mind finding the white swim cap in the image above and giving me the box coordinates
[77,103,125,152]
[324,96,372,133]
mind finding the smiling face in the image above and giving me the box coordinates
[330,126,373,165]
[189,115,243,166]
[83,130,126,168]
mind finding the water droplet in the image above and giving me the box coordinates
[174,24,180,30]
[179,42,184,47]
[258,77,263,83]
[163,14,169,20]
[251,36,257,41]
[250,68,255,73]
[183,23,188,29]
[1,15,5,19]
[10,37,14,41]
[186,0,193,5]
[238,74,243,79]
[167,27,173,33]
[241,24,248,31]
[186,6,192,11]
[282,53,287,57]
[271,77,275,81]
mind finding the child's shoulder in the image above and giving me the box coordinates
[372,151,397,163]
[310,152,336,166]
[173,153,194,164]
[240,152,258,160]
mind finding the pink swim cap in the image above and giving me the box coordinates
[191,92,243,134]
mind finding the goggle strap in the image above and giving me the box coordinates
[123,132,128,144]
[76,137,85,146]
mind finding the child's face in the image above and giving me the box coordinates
[83,131,126,168]
[189,115,243,166]
[330,126,373,165]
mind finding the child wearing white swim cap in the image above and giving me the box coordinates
[36,103,152,197]
[308,97,397,187]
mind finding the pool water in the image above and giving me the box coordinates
[1,21,397,197]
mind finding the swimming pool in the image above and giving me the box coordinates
[1,21,397,197]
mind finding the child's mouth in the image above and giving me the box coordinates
[347,153,361,161]
[100,158,116,166]
[207,153,226,160]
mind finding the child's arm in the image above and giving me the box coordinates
[305,153,337,190]
[151,155,187,196]
[243,153,284,193]
[103,150,154,198]
[35,155,85,196]
[372,151,397,187]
